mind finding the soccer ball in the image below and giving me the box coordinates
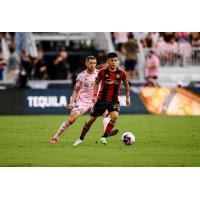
[121,132,135,145]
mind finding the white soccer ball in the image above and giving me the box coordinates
[121,132,136,145]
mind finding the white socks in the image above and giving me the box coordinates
[103,117,110,131]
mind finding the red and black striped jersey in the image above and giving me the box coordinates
[95,67,128,102]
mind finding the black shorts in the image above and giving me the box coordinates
[91,101,120,116]
[124,59,137,71]
[145,76,158,80]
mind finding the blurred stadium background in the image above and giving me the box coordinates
[0,32,200,166]
[0,32,200,115]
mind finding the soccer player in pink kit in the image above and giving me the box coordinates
[50,56,117,145]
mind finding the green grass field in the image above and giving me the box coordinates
[0,115,200,167]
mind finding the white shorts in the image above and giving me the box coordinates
[72,100,94,116]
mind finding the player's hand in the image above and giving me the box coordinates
[57,57,63,62]
[67,103,73,110]
[92,96,97,103]
[126,97,131,107]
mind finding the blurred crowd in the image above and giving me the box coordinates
[112,32,200,84]
[0,33,71,88]
[112,32,200,52]
[1,32,200,88]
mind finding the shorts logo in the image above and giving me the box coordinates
[113,104,119,109]
[112,104,120,111]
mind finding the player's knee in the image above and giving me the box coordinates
[68,118,76,124]
[88,117,96,125]
[69,113,78,124]
[87,120,94,126]
[111,114,118,121]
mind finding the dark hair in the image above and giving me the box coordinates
[128,32,134,39]
[9,44,15,53]
[86,56,96,62]
[106,52,118,59]
[149,50,154,54]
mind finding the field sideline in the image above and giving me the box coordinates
[0,115,200,167]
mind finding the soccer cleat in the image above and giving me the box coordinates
[109,129,119,137]
[50,138,58,144]
[73,138,83,147]
[100,137,107,144]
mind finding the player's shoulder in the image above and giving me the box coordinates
[77,70,87,77]
[94,69,99,74]
[98,67,105,72]
[97,68,105,74]
[118,67,126,74]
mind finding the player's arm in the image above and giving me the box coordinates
[54,56,62,65]
[0,59,7,65]
[93,69,103,103]
[92,81,100,103]
[123,79,131,106]
[67,85,80,109]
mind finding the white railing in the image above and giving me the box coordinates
[33,32,115,53]
[143,47,200,67]
[25,33,38,58]
[33,32,95,41]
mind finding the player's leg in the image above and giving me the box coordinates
[73,101,105,146]
[80,116,98,140]
[100,111,119,144]
[50,102,91,144]
[73,115,98,146]
[81,101,106,140]
[102,111,119,137]
[50,111,79,144]
[102,110,110,131]
[100,102,120,144]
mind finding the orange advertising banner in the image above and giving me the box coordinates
[140,86,200,115]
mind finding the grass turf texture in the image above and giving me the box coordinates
[0,115,200,167]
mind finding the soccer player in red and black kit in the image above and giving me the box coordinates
[73,52,130,146]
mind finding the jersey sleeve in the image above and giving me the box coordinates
[95,69,103,83]
[121,70,128,81]
[75,74,82,87]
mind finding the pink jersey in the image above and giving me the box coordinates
[167,42,178,54]
[75,69,98,103]
[179,42,192,58]
[114,32,128,44]
[145,54,160,77]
